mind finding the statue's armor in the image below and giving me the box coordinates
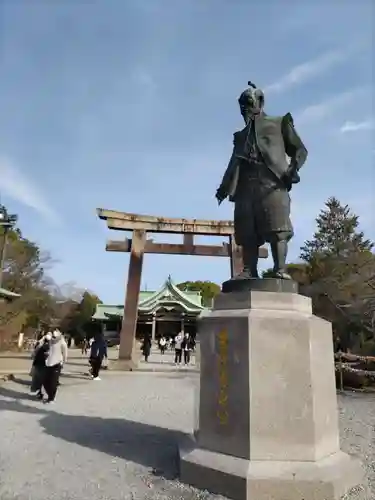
[233,114,291,182]
[243,119,264,165]
[233,116,293,248]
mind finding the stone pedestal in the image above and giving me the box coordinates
[179,290,363,500]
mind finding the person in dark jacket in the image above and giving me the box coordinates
[181,333,192,365]
[89,333,108,380]
[141,333,152,362]
[31,334,51,399]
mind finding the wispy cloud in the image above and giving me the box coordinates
[295,88,363,125]
[340,119,374,133]
[0,157,60,224]
[131,67,157,92]
[265,48,352,94]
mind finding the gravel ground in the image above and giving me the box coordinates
[0,373,373,500]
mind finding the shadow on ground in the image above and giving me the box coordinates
[0,386,45,414]
[42,412,187,478]
[8,375,31,386]
[0,381,190,480]
[0,384,36,402]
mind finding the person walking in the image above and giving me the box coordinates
[142,333,152,362]
[182,333,192,365]
[174,332,183,365]
[81,338,89,356]
[159,335,167,355]
[30,333,51,399]
[89,332,108,381]
[43,329,68,404]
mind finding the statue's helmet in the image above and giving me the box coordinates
[238,81,264,123]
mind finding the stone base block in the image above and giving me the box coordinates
[222,277,299,294]
[180,443,363,500]
[109,359,138,371]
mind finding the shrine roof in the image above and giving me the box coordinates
[92,276,205,320]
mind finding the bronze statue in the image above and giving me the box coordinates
[216,81,308,281]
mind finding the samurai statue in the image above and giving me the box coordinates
[216,81,308,280]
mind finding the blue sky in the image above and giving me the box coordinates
[0,0,374,303]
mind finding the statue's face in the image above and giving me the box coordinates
[238,88,264,124]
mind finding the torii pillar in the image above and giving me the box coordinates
[117,229,146,369]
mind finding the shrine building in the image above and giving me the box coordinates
[92,276,205,342]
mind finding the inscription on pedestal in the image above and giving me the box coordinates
[198,317,250,460]
[217,329,229,425]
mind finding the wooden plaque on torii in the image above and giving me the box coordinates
[97,208,268,370]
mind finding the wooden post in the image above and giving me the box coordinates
[118,229,146,368]
[339,351,344,392]
[228,235,242,278]
[181,313,185,334]
[183,233,194,246]
[151,313,157,342]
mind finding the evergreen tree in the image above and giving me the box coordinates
[299,197,375,350]
[300,197,373,263]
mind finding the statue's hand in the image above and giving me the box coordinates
[287,166,300,184]
[215,188,227,205]
[283,165,300,191]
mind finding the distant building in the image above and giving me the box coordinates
[92,276,205,342]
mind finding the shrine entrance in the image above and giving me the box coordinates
[97,208,268,369]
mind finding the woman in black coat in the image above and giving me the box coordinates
[141,334,152,362]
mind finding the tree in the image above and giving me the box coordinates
[177,280,221,307]
[0,218,57,347]
[300,197,373,293]
[75,291,102,335]
[300,196,373,261]
[59,291,102,342]
[0,205,103,349]
[299,197,375,350]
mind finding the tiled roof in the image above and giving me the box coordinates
[92,276,204,319]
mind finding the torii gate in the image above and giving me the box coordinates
[97,208,268,369]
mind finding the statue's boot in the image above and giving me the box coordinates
[270,240,292,280]
[237,244,259,279]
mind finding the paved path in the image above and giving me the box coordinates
[0,372,373,499]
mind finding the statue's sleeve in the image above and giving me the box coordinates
[217,133,240,195]
[282,113,308,171]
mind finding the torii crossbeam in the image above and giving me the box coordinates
[97,208,268,369]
